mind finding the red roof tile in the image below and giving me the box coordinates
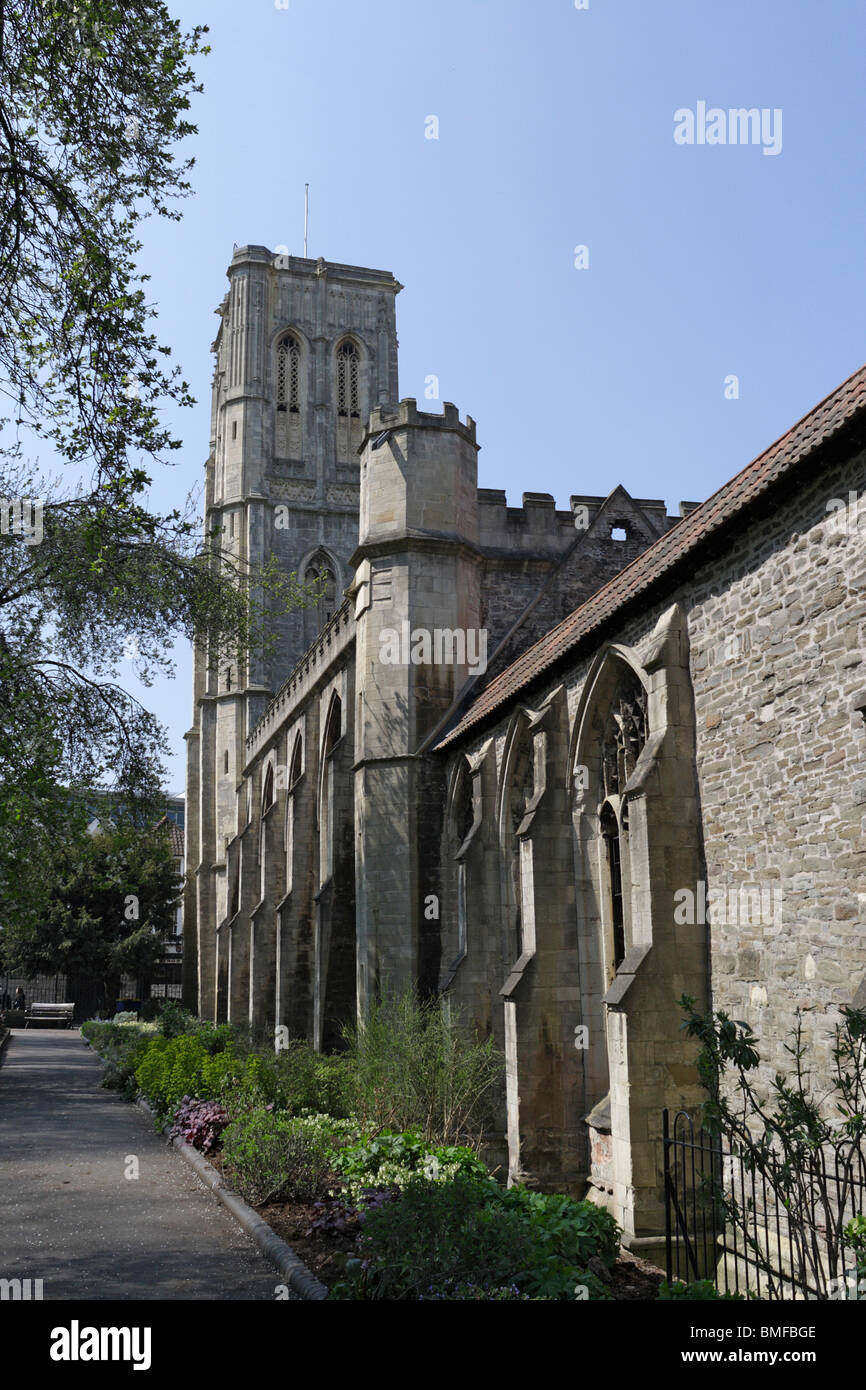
[154,816,185,858]
[436,363,866,749]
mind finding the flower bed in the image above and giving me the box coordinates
[81,999,667,1300]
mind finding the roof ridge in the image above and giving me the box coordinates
[435,362,866,749]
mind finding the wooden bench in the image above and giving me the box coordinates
[24,1002,75,1028]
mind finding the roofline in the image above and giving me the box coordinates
[435,362,866,750]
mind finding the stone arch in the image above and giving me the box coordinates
[284,728,304,894]
[318,690,343,885]
[496,691,578,1187]
[258,752,278,908]
[300,546,340,646]
[440,748,483,987]
[570,646,650,1138]
[497,708,538,965]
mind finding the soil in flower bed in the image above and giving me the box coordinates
[206,1153,666,1297]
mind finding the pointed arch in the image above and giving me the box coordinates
[288,730,303,788]
[259,755,277,904]
[284,728,304,898]
[319,691,343,884]
[335,338,361,417]
[334,336,365,463]
[276,332,301,413]
[571,645,649,985]
[301,547,340,645]
[262,762,275,813]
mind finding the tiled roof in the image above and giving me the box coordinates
[436,363,866,750]
[155,816,184,858]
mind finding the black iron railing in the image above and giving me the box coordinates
[663,1109,866,1300]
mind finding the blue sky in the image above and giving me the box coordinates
[128,0,866,793]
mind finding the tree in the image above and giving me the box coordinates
[5,817,182,1014]
[0,3,318,935]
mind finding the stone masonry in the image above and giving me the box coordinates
[185,247,866,1262]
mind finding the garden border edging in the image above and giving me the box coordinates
[77,1030,327,1300]
[134,1096,329,1301]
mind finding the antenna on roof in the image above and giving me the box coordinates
[304,183,309,258]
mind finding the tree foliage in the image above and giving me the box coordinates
[5,817,182,1012]
[0,3,317,937]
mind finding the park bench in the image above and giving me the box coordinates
[24,1002,75,1028]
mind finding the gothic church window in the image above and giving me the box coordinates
[507,727,534,959]
[276,333,300,413]
[262,763,275,812]
[336,339,360,417]
[289,732,303,788]
[601,672,648,800]
[600,803,625,970]
[283,734,303,898]
[259,763,275,904]
[598,668,647,976]
[320,693,342,884]
[304,553,338,642]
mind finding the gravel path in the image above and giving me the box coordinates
[0,1028,281,1301]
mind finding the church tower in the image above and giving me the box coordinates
[184,248,401,1016]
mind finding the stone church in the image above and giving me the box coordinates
[184,246,866,1262]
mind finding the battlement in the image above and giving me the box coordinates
[477,488,682,554]
[364,399,478,447]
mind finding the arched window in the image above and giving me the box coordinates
[260,762,275,903]
[324,694,341,756]
[276,333,300,413]
[600,803,625,970]
[304,552,338,641]
[451,759,476,966]
[336,340,360,418]
[262,763,275,813]
[602,671,648,800]
[285,733,303,896]
[319,693,342,884]
[506,725,535,959]
[288,732,303,788]
[597,668,647,977]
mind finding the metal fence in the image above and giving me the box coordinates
[0,973,67,1008]
[663,1108,866,1300]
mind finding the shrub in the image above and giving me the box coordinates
[332,1128,488,1206]
[195,1022,235,1055]
[348,1172,532,1300]
[658,1279,746,1301]
[221,1110,340,1205]
[134,1034,242,1119]
[158,1000,197,1039]
[345,1172,616,1301]
[341,988,504,1146]
[170,1097,229,1155]
[498,1187,620,1269]
[225,1043,353,1120]
[844,1214,866,1278]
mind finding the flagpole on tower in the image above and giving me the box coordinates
[304,183,309,258]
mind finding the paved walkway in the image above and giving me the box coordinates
[0,1029,281,1300]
